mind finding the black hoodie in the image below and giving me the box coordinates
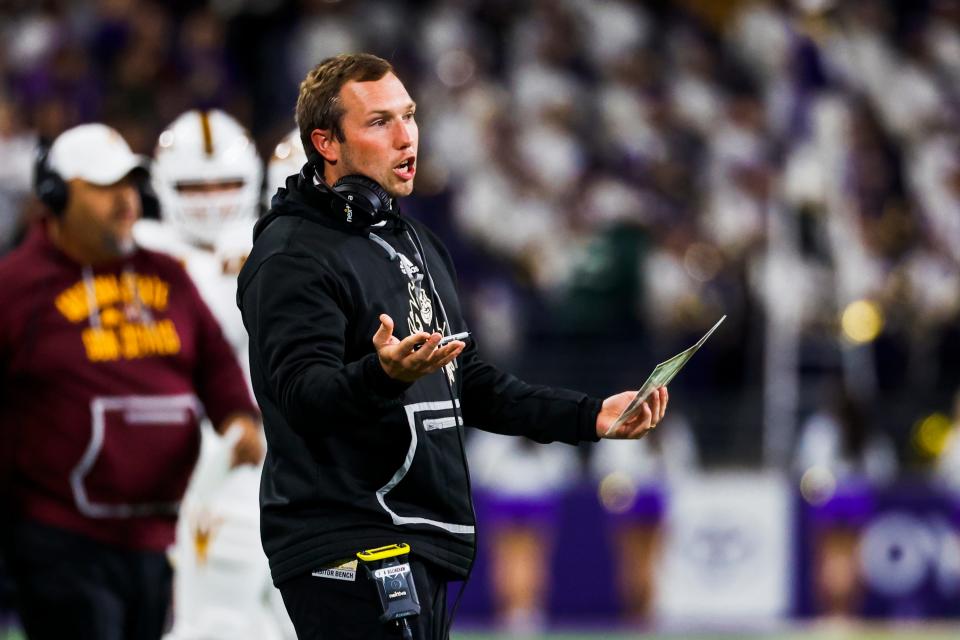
[238,170,602,585]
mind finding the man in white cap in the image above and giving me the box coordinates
[0,123,263,640]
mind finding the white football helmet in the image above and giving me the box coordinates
[265,128,308,207]
[153,110,263,246]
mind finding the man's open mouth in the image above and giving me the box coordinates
[393,158,416,180]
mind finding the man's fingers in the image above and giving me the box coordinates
[383,331,434,359]
[649,390,661,424]
[403,332,440,357]
[618,403,650,438]
[377,328,466,383]
[372,314,395,348]
[427,339,463,359]
[410,341,463,371]
[601,387,669,440]
[620,404,648,437]
[411,342,465,376]
[630,404,653,438]
[431,342,465,368]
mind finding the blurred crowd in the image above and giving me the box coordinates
[0,0,960,470]
[2,0,960,506]
[3,0,960,631]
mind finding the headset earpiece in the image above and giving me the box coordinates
[308,158,394,227]
[333,175,391,213]
[33,144,68,217]
[327,174,393,227]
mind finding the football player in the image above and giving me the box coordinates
[136,109,293,640]
[264,128,307,207]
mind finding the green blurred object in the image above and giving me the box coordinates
[552,223,648,336]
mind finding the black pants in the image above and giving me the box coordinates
[6,520,172,640]
[279,559,449,639]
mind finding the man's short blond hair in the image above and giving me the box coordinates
[295,53,394,164]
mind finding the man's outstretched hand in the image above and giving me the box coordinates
[596,387,668,439]
[373,314,466,383]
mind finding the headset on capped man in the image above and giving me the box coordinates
[33,143,68,216]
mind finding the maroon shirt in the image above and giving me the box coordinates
[0,224,257,551]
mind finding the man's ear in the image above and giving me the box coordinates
[311,129,339,165]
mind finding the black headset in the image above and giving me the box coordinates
[33,143,68,217]
[310,161,395,227]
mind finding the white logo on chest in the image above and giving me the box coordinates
[398,253,433,327]
[399,251,457,385]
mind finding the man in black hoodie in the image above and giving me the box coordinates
[237,53,669,639]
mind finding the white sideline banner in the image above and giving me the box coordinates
[655,471,793,623]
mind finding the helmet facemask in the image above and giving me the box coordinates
[153,110,263,246]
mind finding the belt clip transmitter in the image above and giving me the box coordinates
[357,543,420,639]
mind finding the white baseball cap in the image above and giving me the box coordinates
[48,123,149,185]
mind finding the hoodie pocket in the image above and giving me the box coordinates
[69,394,202,518]
[375,399,474,535]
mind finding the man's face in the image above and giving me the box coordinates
[61,175,141,262]
[322,73,418,198]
